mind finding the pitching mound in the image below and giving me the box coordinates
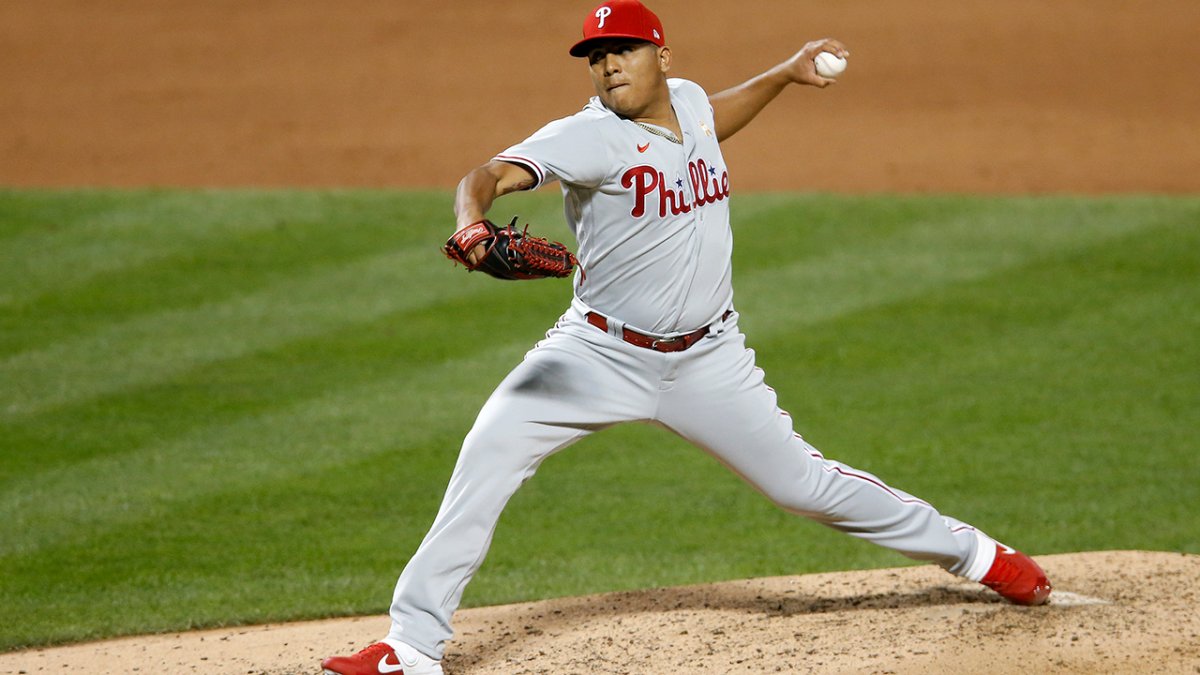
[3,551,1197,674]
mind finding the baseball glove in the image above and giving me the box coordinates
[443,217,581,281]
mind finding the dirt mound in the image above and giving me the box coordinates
[3,551,1196,674]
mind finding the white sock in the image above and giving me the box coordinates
[961,529,998,582]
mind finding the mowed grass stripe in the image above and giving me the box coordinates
[0,287,571,557]
[733,196,1187,337]
[753,218,1198,396]
[0,336,524,558]
[0,285,567,484]
[0,190,441,308]
[0,199,441,357]
[0,245,478,418]
[749,222,1199,548]
[0,443,462,646]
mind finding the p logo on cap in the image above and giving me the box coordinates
[570,0,666,57]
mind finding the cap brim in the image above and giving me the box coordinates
[569,35,657,57]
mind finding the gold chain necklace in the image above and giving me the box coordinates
[633,121,682,145]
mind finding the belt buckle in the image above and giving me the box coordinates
[650,336,683,350]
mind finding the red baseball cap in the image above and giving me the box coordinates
[569,0,666,57]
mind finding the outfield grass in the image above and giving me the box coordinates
[1,190,1197,650]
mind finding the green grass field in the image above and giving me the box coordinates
[1,189,1197,651]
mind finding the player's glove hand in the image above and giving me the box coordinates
[443,217,581,281]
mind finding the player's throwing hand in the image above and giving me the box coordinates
[781,38,850,87]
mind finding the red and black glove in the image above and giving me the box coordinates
[443,217,581,281]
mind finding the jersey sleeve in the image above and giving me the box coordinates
[493,114,612,191]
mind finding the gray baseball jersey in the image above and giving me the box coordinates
[496,79,732,335]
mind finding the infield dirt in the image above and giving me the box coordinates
[2,552,1197,674]
[2,0,1198,673]
[2,0,1198,192]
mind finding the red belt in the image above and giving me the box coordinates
[585,310,733,353]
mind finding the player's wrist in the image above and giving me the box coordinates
[456,214,488,231]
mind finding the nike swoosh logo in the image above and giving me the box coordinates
[377,655,406,673]
[637,143,650,153]
[999,544,1016,555]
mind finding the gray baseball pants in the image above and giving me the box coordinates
[388,306,993,659]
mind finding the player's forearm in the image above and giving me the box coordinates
[709,65,792,141]
[454,166,502,230]
[454,161,536,230]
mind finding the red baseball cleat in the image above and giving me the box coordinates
[322,640,443,675]
[980,543,1052,605]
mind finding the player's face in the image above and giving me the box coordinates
[586,40,670,118]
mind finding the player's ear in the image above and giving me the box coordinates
[658,46,672,73]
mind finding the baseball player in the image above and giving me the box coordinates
[323,1,1051,673]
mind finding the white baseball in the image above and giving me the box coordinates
[814,52,847,78]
